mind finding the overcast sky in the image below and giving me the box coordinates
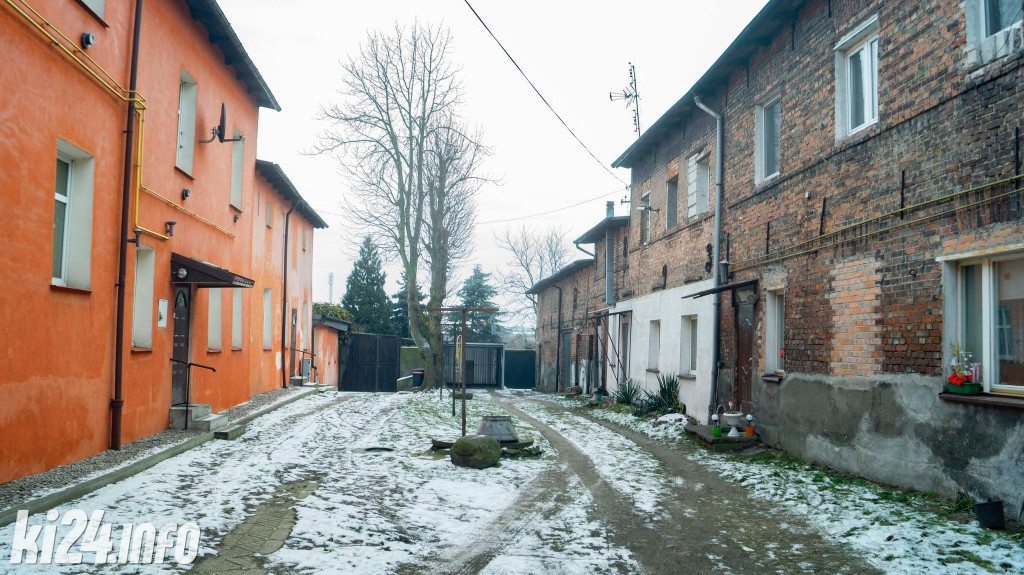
[218,0,770,307]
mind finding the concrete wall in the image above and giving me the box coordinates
[607,279,714,415]
[756,373,1024,519]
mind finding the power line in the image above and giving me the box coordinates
[462,0,628,188]
[478,187,624,225]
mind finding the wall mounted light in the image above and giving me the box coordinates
[176,267,188,280]
[233,214,240,222]
[181,188,191,201]
[81,33,96,50]
[165,221,176,237]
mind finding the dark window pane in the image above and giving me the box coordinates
[849,49,865,128]
[666,179,678,228]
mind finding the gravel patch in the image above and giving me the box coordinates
[0,387,308,513]
[0,428,203,512]
[223,385,309,422]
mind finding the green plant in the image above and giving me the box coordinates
[614,379,641,406]
[631,374,682,417]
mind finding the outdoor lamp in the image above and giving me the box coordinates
[165,221,176,236]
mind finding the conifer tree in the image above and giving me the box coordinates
[391,272,425,341]
[341,237,394,334]
[456,265,502,343]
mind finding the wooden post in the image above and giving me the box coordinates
[461,310,468,437]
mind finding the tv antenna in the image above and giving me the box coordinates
[609,62,642,135]
[328,272,334,303]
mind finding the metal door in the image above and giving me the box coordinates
[560,331,572,390]
[734,289,759,412]
[619,321,630,384]
[504,350,536,389]
[171,287,190,405]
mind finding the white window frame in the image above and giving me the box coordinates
[640,191,651,244]
[52,140,95,289]
[755,96,781,184]
[680,315,698,376]
[208,288,222,351]
[131,246,156,348]
[648,320,660,371]
[52,153,73,286]
[263,287,273,349]
[232,287,243,350]
[982,0,1022,38]
[834,15,879,140]
[944,251,1024,396]
[766,288,786,374]
[230,129,244,210]
[176,69,198,174]
[687,153,711,218]
[81,0,104,18]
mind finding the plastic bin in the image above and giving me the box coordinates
[411,369,425,387]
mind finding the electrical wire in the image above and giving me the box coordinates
[462,0,628,188]
[478,187,626,225]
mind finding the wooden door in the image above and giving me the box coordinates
[734,289,759,412]
[171,287,190,405]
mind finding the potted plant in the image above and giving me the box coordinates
[947,343,982,395]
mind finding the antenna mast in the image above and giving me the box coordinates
[328,272,334,303]
[609,62,642,135]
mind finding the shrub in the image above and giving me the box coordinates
[632,374,683,417]
[614,379,641,406]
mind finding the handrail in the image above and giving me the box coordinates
[169,358,215,431]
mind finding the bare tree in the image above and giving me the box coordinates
[313,23,461,386]
[418,120,490,390]
[495,225,571,327]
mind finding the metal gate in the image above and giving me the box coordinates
[339,333,399,392]
[444,343,503,387]
[504,349,536,389]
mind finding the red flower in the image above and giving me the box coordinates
[948,374,966,385]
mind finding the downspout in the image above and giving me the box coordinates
[694,96,724,424]
[280,202,297,388]
[605,201,615,305]
[111,0,144,450]
[574,242,595,258]
[553,285,563,392]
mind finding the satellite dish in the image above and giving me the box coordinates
[217,103,227,143]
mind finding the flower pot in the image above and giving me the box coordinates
[712,427,722,438]
[745,426,755,437]
[973,500,1005,530]
[946,382,982,395]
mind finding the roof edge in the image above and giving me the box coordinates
[254,159,329,228]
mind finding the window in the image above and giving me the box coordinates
[666,178,678,229]
[756,97,781,183]
[640,191,651,244]
[680,315,698,375]
[766,290,786,373]
[230,129,244,209]
[131,247,155,348]
[81,0,104,18]
[176,70,198,174]
[984,0,1021,37]
[648,320,660,370]
[208,288,222,351]
[52,141,95,289]
[263,288,273,349]
[951,255,1024,394]
[834,16,879,139]
[302,229,308,252]
[619,320,630,382]
[266,200,273,228]
[687,153,710,218]
[232,288,243,350]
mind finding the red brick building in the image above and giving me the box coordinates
[533,0,1024,511]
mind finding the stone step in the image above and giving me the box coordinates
[214,423,246,440]
[189,413,228,433]
[170,404,212,429]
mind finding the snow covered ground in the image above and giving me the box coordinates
[571,400,1024,575]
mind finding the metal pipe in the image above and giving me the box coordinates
[553,285,563,392]
[605,201,615,305]
[281,203,297,388]
[694,95,724,425]
[111,0,144,451]
[574,242,595,257]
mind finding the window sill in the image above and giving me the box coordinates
[677,373,696,380]
[264,347,273,351]
[762,373,784,383]
[646,368,660,374]
[130,347,153,354]
[207,349,222,354]
[175,166,195,180]
[230,204,244,214]
[231,347,243,352]
[72,0,109,27]
[939,391,1024,410]
[50,284,91,295]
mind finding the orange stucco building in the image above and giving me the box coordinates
[0,0,326,484]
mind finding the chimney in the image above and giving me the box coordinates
[606,200,614,218]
